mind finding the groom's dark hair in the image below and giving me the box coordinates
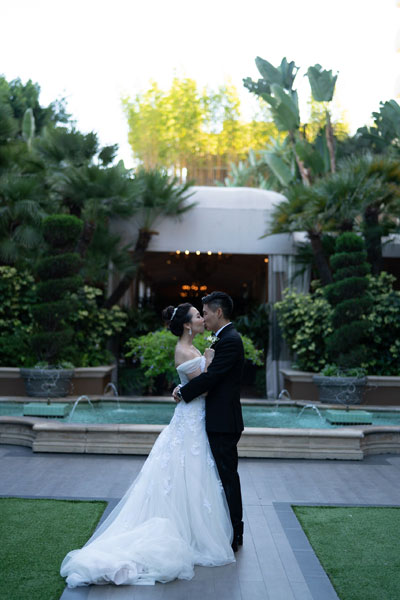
[202,291,233,319]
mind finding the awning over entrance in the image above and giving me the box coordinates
[112,186,290,256]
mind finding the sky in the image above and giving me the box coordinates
[1,0,399,167]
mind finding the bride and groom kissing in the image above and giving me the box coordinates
[61,291,245,587]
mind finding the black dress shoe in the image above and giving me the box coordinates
[231,533,243,552]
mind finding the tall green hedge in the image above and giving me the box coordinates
[324,233,372,368]
[31,214,83,364]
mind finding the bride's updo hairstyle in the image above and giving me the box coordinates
[162,303,193,337]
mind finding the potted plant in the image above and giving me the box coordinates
[313,364,367,405]
[20,214,83,397]
[312,232,372,404]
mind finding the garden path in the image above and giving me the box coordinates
[2,445,400,599]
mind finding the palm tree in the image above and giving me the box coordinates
[0,171,50,266]
[269,183,334,285]
[104,168,196,308]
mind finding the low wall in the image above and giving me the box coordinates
[281,369,400,406]
[0,366,115,397]
[2,416,400,460]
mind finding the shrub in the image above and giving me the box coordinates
[275,288,332,372]
[275,272,400,376]
[324,232,372,368]
[125,330,264,393]
[0,266,36,366]
[31,214,83,364]
[364,272,400,375]
[235,303,269,355]
[67,286,127,367]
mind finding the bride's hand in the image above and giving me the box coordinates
[204,347,215,368]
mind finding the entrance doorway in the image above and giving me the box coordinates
[137,251,268,316]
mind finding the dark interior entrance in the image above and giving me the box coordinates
[138,251,268,315]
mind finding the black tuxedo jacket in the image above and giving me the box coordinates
[180,323,244,433]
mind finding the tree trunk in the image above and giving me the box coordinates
[104,229,156,309]
[363,204,382,275]
[308,230,333,285]
[76,221,96,258]
[325,111,336,174]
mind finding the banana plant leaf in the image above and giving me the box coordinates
[262,151,294,186]
[306,64,337,102]
[22,108,35,145]
[242,77,271,101]
[294,139,326,176]
[267,84,300,132]
[373,100,400,139]
[255,57,299,91]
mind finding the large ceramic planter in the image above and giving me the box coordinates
[312,374,367,405]
[20,368,74,398]
[1,365,115,397]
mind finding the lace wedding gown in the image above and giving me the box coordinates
[60,356,234,587]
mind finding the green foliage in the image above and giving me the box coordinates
[123,77,280,174]
[125,330,264,392]
[0,266,36,366]
[126,329,179,388]
[321,364,366,378]
[306,65,337,103]
[67,286,127,367]
[363,272,400,375]
[132,167,196,230]
[42,214,83,250]
[275,288,332,372]
[276,272,400,376]
[235,303,270,355]
[324,233,371,367]
[31,213,84,363]
[357,100,400,153]
[36,276,83,301]
[36,253,82,279]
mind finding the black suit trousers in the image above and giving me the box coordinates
[207,431,243,536]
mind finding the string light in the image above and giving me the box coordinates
[176,250,181,254]
[264,257,269,263]
[185,250,190,255]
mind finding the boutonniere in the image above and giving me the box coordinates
[206,334,219,346]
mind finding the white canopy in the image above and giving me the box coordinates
[112,186,295,256]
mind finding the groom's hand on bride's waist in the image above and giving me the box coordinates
[172,385,183,403]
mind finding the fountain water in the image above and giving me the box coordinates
[69,395,94,421]
[273,389,292,413]
[103,382,121,410]
[298,403,324,422]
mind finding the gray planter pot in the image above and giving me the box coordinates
[20,368,74,398]
[312,374,367,405]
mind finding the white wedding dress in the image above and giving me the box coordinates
[60,356,234,587]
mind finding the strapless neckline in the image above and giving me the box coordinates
[176,356,202,370]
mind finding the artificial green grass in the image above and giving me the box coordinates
[0,497,107,600]
[293,506,400,600]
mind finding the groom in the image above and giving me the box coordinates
[173,291,245,551]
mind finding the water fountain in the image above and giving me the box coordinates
[273,388,291,413]
[103,382,121,410]
[298,403,324,422]
[69,395,94,421]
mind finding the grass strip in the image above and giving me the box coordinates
[292,505,400,600]
[0,497,107,600]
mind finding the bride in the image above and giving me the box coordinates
[60,302,235,587]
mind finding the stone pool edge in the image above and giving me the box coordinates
[1,415,400,460]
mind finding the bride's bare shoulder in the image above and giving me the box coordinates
[174,344,199,367]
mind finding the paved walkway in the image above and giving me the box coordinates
[2,445,400,600]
